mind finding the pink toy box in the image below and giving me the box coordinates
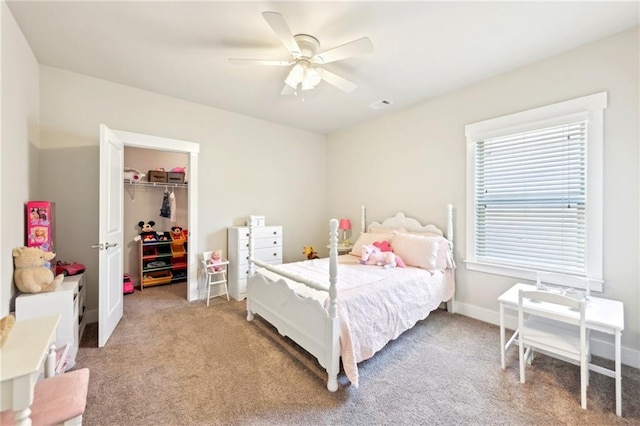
[123,273,134,294]
[25,201,56,252]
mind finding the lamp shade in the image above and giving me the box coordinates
[338,218,352,231]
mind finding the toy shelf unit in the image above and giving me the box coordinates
[138,229,188,290]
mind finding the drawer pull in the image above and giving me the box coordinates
[245,243,249,248]
[273,231,277,235]
[273,253,277,256]
[273,241,277,245]
[245,233,249,237]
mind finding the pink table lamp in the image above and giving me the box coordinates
[338,218,351,244]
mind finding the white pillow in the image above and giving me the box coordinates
[404,232,452,270]
[391,232,441,271]
[349,232,394,256]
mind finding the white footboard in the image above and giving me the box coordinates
[246,273,340,391]
[247,219,340,392]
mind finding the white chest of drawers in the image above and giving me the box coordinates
[15,273,86,371]
[228,225,282,300]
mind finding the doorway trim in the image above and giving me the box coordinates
[113,129,200,301]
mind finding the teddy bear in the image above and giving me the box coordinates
[13,246,64,294]
[0,314,15,347]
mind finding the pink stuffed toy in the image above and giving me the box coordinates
[360,244,405,269]
[373,241,393,252]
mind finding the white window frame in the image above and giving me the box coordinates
[465,92,607,291]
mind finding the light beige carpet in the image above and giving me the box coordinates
[76,282,639,425]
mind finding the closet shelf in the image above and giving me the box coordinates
[125,179,187,201]
[124,180,188,189]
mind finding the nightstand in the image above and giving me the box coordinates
[327,244,353,255]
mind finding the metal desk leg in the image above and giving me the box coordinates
[500,303,506,370]
[616,330,622,416]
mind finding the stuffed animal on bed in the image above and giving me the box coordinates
[373,241,393,252]
[303,246,319,260]
[360,244,405,269]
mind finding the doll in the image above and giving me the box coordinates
[209,250,224,272]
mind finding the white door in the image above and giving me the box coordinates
[98,124,124,347]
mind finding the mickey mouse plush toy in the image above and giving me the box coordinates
[138,220,157,241]
[171,225,183,240]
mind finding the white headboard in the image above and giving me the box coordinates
[359,205,454,242]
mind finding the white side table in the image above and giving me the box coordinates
[327,244,353,255]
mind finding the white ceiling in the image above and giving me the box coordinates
[7,1,639,135]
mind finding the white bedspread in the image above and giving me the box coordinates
[256,255,455,387]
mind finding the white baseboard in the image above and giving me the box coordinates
[453,300,640,370]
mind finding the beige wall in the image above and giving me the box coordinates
[1,1,40,316]
[38,66,328,313]
[327,28,640,364]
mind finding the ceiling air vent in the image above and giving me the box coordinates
[369,99,393,110]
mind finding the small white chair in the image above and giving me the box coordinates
[202,250,230,305]
[518,289,589,409]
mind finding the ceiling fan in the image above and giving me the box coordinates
[229,12,373,95]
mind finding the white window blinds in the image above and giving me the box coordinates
[474,120,587,275]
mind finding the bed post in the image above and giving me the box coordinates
[246,219,255,322]
[446,204,456,314]
[360,205,366,234]
[327,219,340,392]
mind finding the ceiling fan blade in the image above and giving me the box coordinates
[319,69,357,93]
[312,37,373,64]
[281,84,296,95]
[262,11,301,57]
[228,58,291,66]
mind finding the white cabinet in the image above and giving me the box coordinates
[15,273,86,371]
[228,226,282,301]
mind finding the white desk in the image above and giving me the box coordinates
[498,283,624,416]
[1,315,61,426]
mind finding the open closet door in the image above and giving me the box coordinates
[97,124,124,347]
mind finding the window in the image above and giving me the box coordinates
[465,93,607,290]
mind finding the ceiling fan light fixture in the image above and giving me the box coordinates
[284,63,303,88]
[305,67,322,87]
[286,61,322,91]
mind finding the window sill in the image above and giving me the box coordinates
[464,259,603,292]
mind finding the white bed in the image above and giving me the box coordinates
[246,205,456,391]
